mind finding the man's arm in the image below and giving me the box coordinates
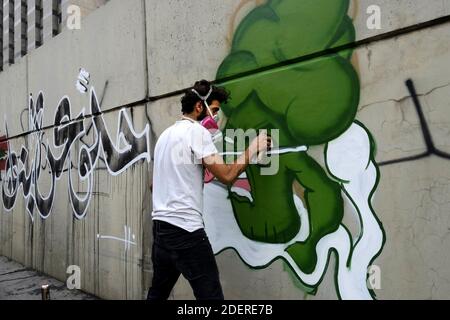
[203,133,271,186]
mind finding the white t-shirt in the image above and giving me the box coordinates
[151,118,218,232]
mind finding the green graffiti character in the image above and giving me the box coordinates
[216,0,358,274]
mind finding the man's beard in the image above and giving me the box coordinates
[196,105,208,121]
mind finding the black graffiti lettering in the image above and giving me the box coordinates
[34,142,55,219]
[90,90,150,175]
[1,85,151,221]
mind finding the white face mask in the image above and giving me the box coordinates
[192,88,214,119]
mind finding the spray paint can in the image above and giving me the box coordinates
[41,284,51,300]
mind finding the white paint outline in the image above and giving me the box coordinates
[203,122,384,300]
[97,225,137,252]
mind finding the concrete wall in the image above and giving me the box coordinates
[0,0,449,300]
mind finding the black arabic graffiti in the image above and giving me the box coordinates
[1,87,151,221]
[379,79,450,166]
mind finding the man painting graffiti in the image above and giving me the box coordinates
[148,80,271,300]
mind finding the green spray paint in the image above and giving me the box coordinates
[216,0,358,275]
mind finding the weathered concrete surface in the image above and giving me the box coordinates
[1,0,450,300]
[0,106,153,300]
[146,0,450,96]
[0,256,97,300]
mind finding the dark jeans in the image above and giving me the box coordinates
[147,220,224,300]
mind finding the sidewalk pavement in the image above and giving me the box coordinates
[0,256,97,300]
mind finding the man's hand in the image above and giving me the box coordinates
[249,132,272,161]
[203,133,272,186]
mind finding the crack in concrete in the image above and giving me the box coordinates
[359,82,450,112]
